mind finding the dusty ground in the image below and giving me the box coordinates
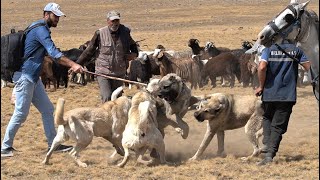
[1,0,319,179]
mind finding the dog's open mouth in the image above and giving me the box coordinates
[163,96,173,103]
[159,93,176,104]
[194,112,205,122]
[195,116,205,122]
[158,80,179,103]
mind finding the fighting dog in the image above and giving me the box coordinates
[189,93,263,161]
[157,73,199,139]
[42,89,131,167]
[117,91,170,167]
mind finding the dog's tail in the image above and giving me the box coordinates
[111,86,124,101]
[255,99,264,115]
[54,98,67,125]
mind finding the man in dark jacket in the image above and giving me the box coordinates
[255,39,310,165]
[77,10,138,103]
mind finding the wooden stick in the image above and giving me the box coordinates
[83,70,148,86]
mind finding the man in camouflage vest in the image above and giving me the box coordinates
[77,10,138,103]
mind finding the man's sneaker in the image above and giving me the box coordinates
[257,156,273,166]
[1,147,16,157]
[48,144,73,153]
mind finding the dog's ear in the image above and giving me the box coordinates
[189,96,199,107]
[218,95,229,109]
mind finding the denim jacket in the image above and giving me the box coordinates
[19,19,62,83]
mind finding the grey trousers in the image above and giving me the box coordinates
[97,76,123,103]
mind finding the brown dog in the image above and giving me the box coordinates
[189,93,263,161]
[42,89,131,167]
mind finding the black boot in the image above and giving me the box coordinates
[257,153,273,166]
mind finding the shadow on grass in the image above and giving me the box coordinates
[282,154,305,162]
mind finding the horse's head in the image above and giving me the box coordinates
[246,0,310,54]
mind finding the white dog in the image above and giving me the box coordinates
[117,91,169,167]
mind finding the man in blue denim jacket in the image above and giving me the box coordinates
[1,2,84,157]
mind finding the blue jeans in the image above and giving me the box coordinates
[1,72,56,150]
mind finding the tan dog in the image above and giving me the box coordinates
[42,88,131,167]
[117,91,170,167]
[157,73,199,139]
[189,93,263,161]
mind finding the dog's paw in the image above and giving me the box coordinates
[77,162,88,168]
[175,128,189,139]
[240,156,250,161]
[175,128,182,133]
[117,163,125,168]
[41,160,49,165]
[188,156,198,161]
[181,131,188,139]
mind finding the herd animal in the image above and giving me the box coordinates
[1,38,310,90]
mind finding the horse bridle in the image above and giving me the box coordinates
[267,4,304,41]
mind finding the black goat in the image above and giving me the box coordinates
[127,52,160,87]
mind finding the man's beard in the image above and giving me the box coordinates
[47,17,58,28]
[109,24,119,32]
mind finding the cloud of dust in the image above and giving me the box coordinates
[163,123,255,163]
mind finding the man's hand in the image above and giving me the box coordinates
[58,56,84,74]
[255,87,263,97]
[70,63,84,74]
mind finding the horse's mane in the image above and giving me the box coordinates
[307,10,319,36]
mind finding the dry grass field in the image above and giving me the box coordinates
[1,0,319,179]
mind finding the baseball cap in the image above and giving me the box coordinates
[107,10,120,20]
[43,2,66,17]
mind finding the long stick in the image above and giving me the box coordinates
[83,70,147,86]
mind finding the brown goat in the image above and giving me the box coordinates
[153,49,203,89]
[239,53,258,88]
[201,52,241,88]
[40,56,57,91]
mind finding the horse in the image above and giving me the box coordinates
[246,0,319,102]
